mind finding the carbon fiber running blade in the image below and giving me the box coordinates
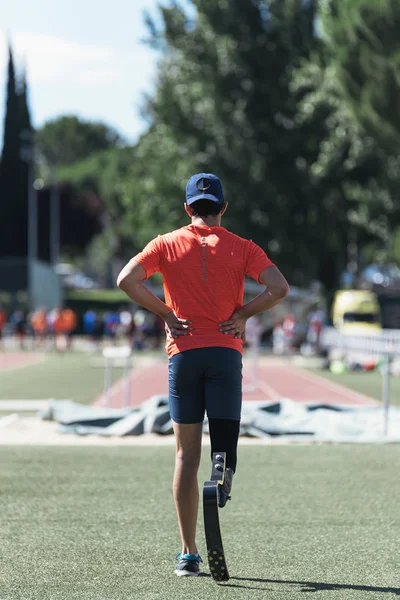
[203,452,230,582]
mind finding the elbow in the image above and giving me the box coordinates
[117,260,145,292]
[273,282,290,301]
[281,282,290,299]
[117,270,128,290]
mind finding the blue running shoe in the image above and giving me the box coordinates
[175,552,203,576]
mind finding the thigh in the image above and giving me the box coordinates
[168,350,205,424]
[204,348,242,420]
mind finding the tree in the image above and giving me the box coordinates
[36,115,123,168]
[143,0,340,286]
[133,0,400,291]
[55,127,196,265]
[292,57,400,288]
[321,0,400,153]
[17,68,33,259]
[0,45,31,258]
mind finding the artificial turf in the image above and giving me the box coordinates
[0,353,124,404]
[1,445,399,600]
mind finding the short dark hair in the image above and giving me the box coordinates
[188,199,225,217]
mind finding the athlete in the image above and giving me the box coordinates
[117,173,289,576]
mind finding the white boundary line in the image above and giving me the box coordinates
[0,400,57,410]
[94,362,163,407]
[255,379,282,401]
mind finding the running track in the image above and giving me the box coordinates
[95,357,377,408]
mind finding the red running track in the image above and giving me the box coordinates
[94,358,377,409]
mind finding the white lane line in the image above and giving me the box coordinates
[94,363,166,407]
[256,379,282,401]
[0,400,58,410]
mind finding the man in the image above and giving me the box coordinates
[117,173,289,576]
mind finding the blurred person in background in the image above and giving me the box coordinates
[272,319,285,355]
[245,315,263,348]
[282,312,296,354]
[307,305,325,354]
[61,308,77,349]
[244,315,264,391]
[117,172,289,576]
[30,307,48,349]
[103,310,120,343]
[51,308,67,352]
[10,310,26,350]
[93,312,104,351]
[132,309,147,350]
[119,308,133,340]
[47,307,58,340]
[83,309,97,339]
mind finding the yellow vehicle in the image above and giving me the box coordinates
[332,290,382,333]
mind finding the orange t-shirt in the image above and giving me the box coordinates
[134,225,274,358]
[31,310,47,334]
[61,309,77,333]
[53,313,65,334]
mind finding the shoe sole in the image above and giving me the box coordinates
[175,569,201,577]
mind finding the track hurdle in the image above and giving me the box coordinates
[102,345,133,407]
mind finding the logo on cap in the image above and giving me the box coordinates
[196,177,211,192]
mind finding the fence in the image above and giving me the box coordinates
[321,327,400,435]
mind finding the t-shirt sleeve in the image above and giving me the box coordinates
[133,236,163,280]
[245,240,275,282]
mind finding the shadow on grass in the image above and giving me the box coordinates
[221,577,400,594]
[198,572,274,591]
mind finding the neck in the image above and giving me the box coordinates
[191,216,222,228]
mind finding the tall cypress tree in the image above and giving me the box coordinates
[17,67,32,259]
[0,45,32,258]
[0,45,19,257]
[0,45,20,167]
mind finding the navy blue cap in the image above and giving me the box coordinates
[186,173,224,205]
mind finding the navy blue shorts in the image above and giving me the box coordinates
[168,347,242,424]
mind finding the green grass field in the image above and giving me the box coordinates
[1,445,398,600]
[0,353,124,404]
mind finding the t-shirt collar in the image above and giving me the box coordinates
[186,224,225,233]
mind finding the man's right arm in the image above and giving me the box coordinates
[117,258,192,339]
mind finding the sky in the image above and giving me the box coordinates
[0,0,163,144]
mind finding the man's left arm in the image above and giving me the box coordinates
[218,266,289,337]
[219,240,289,338]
